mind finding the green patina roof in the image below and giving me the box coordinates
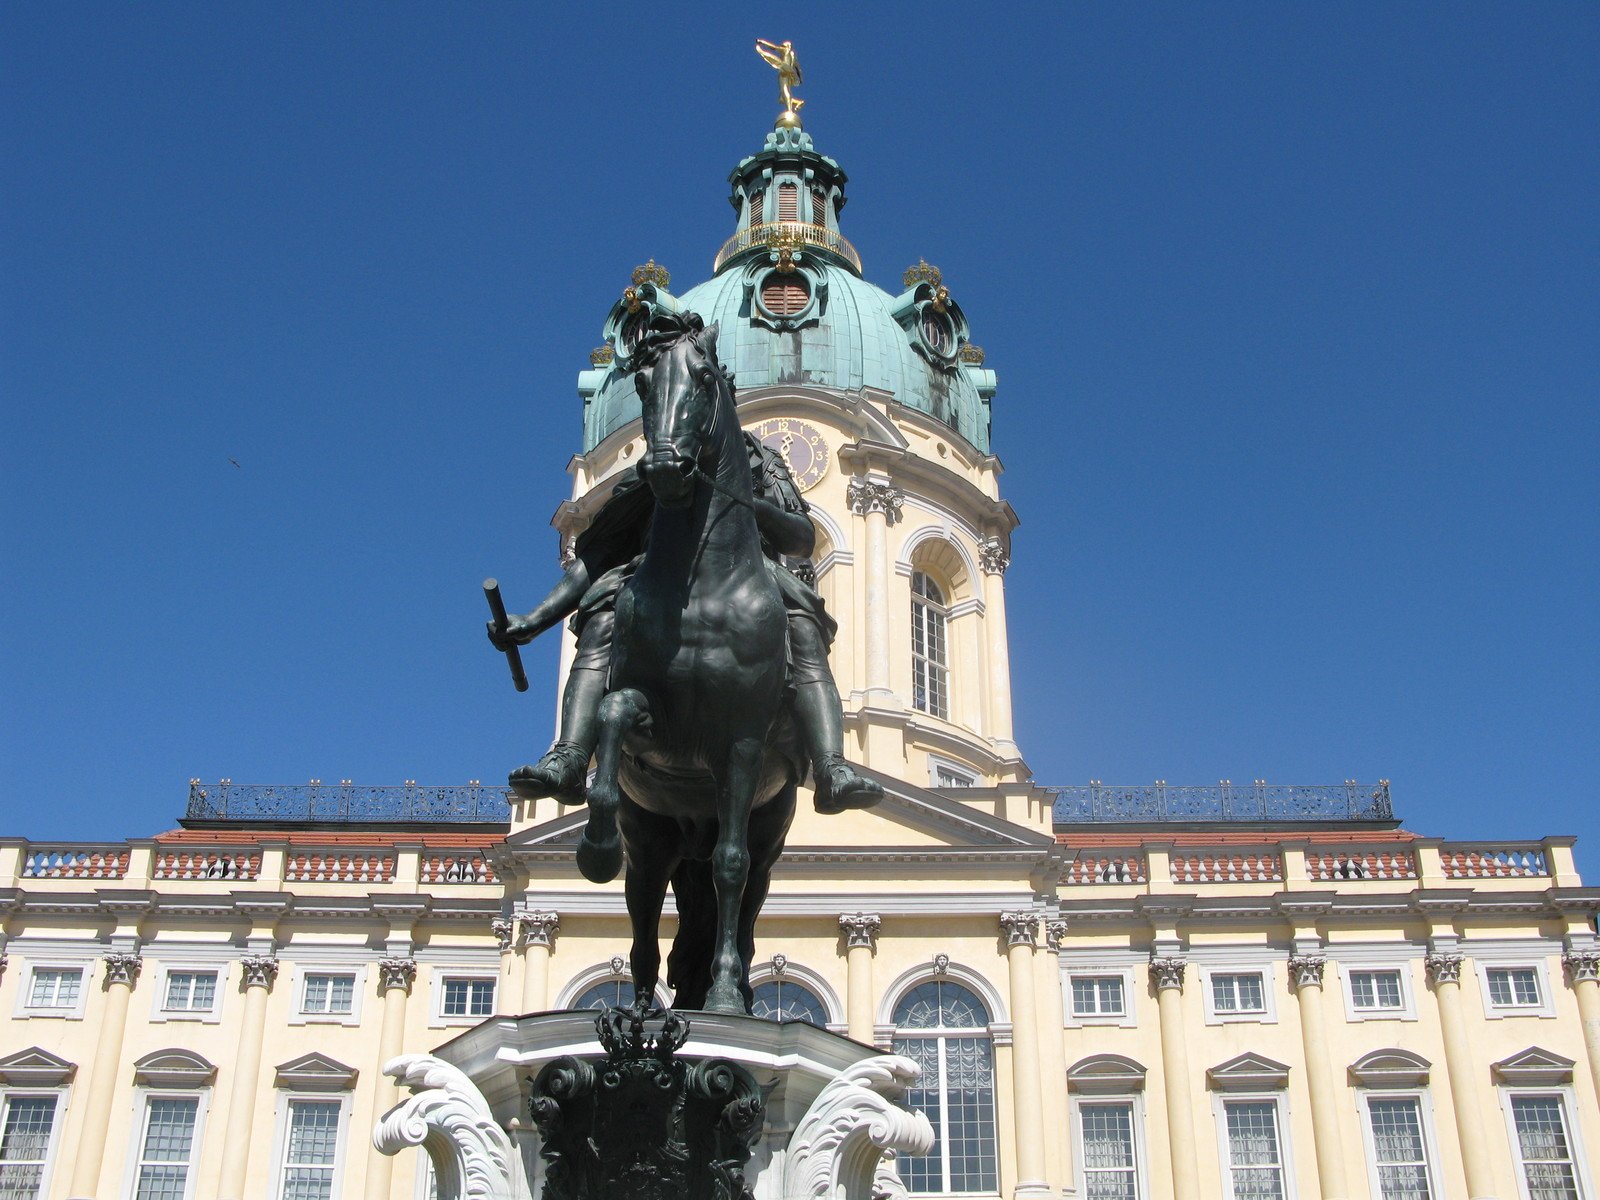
[578,126,996,454]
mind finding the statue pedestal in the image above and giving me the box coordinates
[375,1009,933,1200]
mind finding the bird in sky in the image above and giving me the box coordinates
[228,457,241,469]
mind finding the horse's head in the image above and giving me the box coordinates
[631,313,728,509]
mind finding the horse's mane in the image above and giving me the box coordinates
[633,310,735,393]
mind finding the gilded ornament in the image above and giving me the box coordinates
[589,346,614,367]
[958,343,986,365]
[902,259,943,290]
[631,258,670,290]
[755,39,804,127]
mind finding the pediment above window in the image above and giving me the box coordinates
[0,1046,76,1087]
[133,1049,217,1089]
[1348,1048,1431,1089]
[1492,1046,1575,1087]
[1207,1052,1291,1092]
[274,1051,359,1091]
[1066,1054,1147,1094]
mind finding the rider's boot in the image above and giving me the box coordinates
[508,667,603,803]
[794,679,884,814]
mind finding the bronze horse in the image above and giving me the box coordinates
[576,313,801,1015]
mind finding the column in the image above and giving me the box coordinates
[1426,953,1496,1199]
[1562,950,1600,1108]
[839,913,881,1042]
[67,953,141,1199]
[217,956,280,1200]
[1000,914,1050,1200]
[848,479,902,699]
[519,911,560,1013]
[362,957,418,1200]
[978,537,1017,756]
[492,917,515,1013]
[1039,921,1072,1190]
[1287,956,1350,1200]
[1150,957,1202,1200]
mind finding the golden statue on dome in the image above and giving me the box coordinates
[756,38,803,127]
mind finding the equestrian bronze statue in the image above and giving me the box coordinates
[487,310,880,1014]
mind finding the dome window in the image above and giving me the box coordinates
[921,309,954,356]
[760,272,811,317]
[620,310,647,354]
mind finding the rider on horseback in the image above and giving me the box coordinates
[488,428,884,816]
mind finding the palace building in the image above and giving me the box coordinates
[3,102,1599,1200]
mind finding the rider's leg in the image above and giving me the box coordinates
[789,615,885,814]
[508,612,613,801]
[576,686,648,885]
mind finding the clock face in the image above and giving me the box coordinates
[750,418,830,492]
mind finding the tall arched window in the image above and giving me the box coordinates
[911,571,950,719]
[750,979,827,1026]
[777,182,799,222]
[892,979,997,1194]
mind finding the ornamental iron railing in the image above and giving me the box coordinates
[1048,781,1393,826]
[713,221,863,274]
[184,781,512,826]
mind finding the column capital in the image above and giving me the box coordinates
[1287,955,1327,989]
[1000,911,1038,947]
[491,917,515,952]
[239,955,280,989]
[377,957,418,994]
[846,478,904,523]
[0,954,7,981]
[1424,953,1464,986]
[839,912,882,950]
[1563,949,1600,984]
[101,952,143,988]
[978,535,1010,575]
[1044,919,1069,951]
[518,911,560,949]
[1149,956,1187,992]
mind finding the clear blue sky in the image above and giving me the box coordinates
[3,5,1596,863]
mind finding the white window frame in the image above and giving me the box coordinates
[1477,961,1556,1019]
[0,1088,70,1200]
[267,1093,351,1200]
[1064,967,1137,1028]
[1212,1092,1299,1200]
[910,570,951,721]
[1071,1093,1150,1200]
[927,755,978,789]
[149,964,224,1024]
[1342,964,1417,1022]
[286,964,366,1027]
[13,962,90,1021]
[1355,1089,1444,1200]
[429,968,500,1027]
[1498,1087,1594,1200]
[120,1088,209,1200]
[1200,965,1278,1025]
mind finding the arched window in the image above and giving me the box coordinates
[911,571,950,719]
[777,182,799,223]
[570,978,632,1010]
[750,979,827,1026]
[892,980,997,1194]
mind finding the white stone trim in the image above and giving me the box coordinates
[428,966,502,1029]
[1211,1091,1300,1200]
[1339,962,1418,1023]
[1353,1090,1445,1200]
[12,958,91,1020]
[1474,959,1557,1020]
[266,1092,353,1200]
[1496,1085,1595,1200]
[285,962,367,1027]
[147,961,226,1024]
[1061,964,1138,1029]
[925,753,979,789]
[119,1086,212,1200]
[1070,1092,1152,1200]
[1198,962,1280,1026]
[876,958,1008,1028]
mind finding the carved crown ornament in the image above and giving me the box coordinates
[378,957,418,994]
[846,478,904,524]
[839,913,882,950]
[101,953,143,988]
[1149,956,1187,991]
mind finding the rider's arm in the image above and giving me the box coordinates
[752,498,815,557]
[487,555,595,649]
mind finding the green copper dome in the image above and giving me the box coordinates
[578,125,996,453]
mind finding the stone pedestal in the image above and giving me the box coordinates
[375,1008,932,1200]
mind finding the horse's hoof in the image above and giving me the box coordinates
[703,982,746,1015]
[576,835,622,884]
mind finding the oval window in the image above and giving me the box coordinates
[921,309,953,355]
[760,273,811,316]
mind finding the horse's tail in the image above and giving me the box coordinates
[666,859,717,1009]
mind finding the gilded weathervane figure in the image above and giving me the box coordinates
[755,38,803,127]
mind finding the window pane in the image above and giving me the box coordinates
[134,1098,198,1200]
[0,1096,57,1200]
[1374,972,1402,1007]
[1511,1095,1579,1200]
[750,980,827,1026]
[893,1037,943,1194]
[286,1101,340,1165]
[27,969,80,1009]
[1367,1099,1431,1200]
[892,980,989,1029]
[1225,1102,1284,1200]
[1081,1101,1139,1197]
[572,979,632,1010]
[943,1037,997,1192]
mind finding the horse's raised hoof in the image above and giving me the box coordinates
[575,834,622,884]
[703,981,746,1015]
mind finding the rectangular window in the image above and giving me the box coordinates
[1509,1095,1580,1200]
[1080,1102,1140,1199]
[1486,967,1541,1009]
[440,978,496,1018]
[810,186,828,227]
[1365,1097,1434,1200]
[1072,975,1126,1017]
[748,189,763,227]
[26,968,82,1010]
[1351,969,1405,1011]
[933,765,976,788]
[133,1097,200,1200]
[1212,972,1266,1014]
[0,1095,58,1200]
[301,974,355,1015]
[1223,1101,1286,1200]
[163,972,218,1013]
[281,1099,341,1200]
[777,183,798,223]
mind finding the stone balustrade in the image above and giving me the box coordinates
[20,844,130,879]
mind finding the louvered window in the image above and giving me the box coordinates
[760,274,810,316]
[777,182,798,222]
[810,186,828,227]
[748,189,763,227]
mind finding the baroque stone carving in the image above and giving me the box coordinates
[932,953,950,975]
[846,479,904,524]
[977,536,1010,576]
[529,1005,763,1200]
[1424,954,1464,985]
[375,1054,525,1200]
[490,918,514,952]
[1287,956,1326,989]
[102,953,143,988]
[239,956,280,989]
[1150,957,1187,991]
[781,1055,935,1200]
[1044,920,1069,951]
[770,953,788,977]
[518,911,559,949]
[378,957,418,994]
[1000,912,1038,947]
[1563,950,1600,984]
[840,913,881,950]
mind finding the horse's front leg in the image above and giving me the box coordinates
[576,688,649,884]
[704,735,764,1014]
[619,797,678,1006]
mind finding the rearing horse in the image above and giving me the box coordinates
[576,312,799,1015]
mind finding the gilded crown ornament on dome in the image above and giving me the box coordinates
[631,258,671,290]
[902,259,942,289]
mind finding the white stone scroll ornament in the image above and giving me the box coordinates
[374,1055,530,1200]
[781,1056,935,1200]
